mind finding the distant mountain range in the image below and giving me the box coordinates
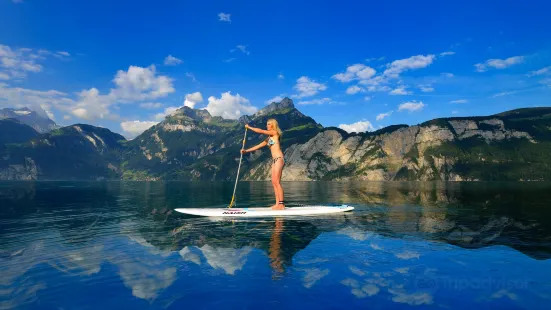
[0,107,58,133]
[1,99,550,181]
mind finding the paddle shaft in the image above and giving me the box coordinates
[229,127,247,207]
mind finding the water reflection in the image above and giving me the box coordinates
[1,181,551,309]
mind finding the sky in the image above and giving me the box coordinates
[1,0,550,138]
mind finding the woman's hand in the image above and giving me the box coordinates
[241,149,247,154]
[245,124,251,129]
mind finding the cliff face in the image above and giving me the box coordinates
[242,111,549,181]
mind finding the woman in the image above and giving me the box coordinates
[241,119,286,210]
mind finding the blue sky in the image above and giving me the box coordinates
[1,0,550,138]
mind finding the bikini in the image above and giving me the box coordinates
[267,137,284,165]
[268,136,286,206]
[268,136,285,206]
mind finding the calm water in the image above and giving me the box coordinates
[1,181,551,309]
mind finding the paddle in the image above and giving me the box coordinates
[228,126,248,208]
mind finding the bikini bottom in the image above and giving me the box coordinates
[272,156,284,165]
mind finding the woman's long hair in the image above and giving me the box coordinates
[268,118,283,138]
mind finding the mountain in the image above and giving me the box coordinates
[0,107,58,133]
[0,124,126,180]
[0,98,550,181]
[251,106,551,181]
[0,119,39,146]
[121,98,322,180]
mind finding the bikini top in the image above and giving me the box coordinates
[267,136,278,147]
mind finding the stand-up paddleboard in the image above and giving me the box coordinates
[174,205,354,217]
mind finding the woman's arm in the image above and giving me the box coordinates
[243,140,267,153]
[246,125,277,136]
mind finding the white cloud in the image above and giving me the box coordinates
[140,102,162,109]
[492,91,517,98]
[43,106,55,120]
[218,12,231,22]
[71,88,112,120]
[183,91,203,108]
[332,64,376,83]
[265,95,285,104]
[66,65,174,121]
[0,83,75,120]
[0,44,48,79]
[185,72,197,82]
[21,63,42,72]
[419,84,434,92]
[278,73,284,79]
[297,98,332,105]
[398,101,425,112]
[527,66,551,77]
[335,55,435,96]
[121,120,158,137]
[204,91,257,119]
[450,99,468,104]
[365,84,391,92]
[57,51,70,57]
[474,63,486,72]
[0,55,178,124]
[475,56,524,72]
[293,76,327,98]
[366,56,385,62]
[439,51,455,57]
[452,110,459,114]
[338,120,375,133]
[442,72,454,78]
[0,72,9,80]
[364,96,372,101]
[231,45,250,55]
[346,85,362,95]
[163,55,183,66]
[111,65,175,101]
[389,87,411,95]
[383,54,435,78]
[376,111,392,121]
[223,58,236,63]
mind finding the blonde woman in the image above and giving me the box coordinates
[241,119,286,210]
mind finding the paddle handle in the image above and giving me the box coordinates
[229,127,247,208]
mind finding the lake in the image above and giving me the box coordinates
[1,181,551,309]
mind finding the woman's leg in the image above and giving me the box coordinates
[271,158,285,210]
[271,159,280,208]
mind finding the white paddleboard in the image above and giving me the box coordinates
[174,205,354,217]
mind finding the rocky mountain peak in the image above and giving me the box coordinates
[255,97,295,118]
[171,106,212,122]
[0,107,58,133]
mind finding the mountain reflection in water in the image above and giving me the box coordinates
[1,181,551,309]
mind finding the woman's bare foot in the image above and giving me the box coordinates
[271,204,285,210]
